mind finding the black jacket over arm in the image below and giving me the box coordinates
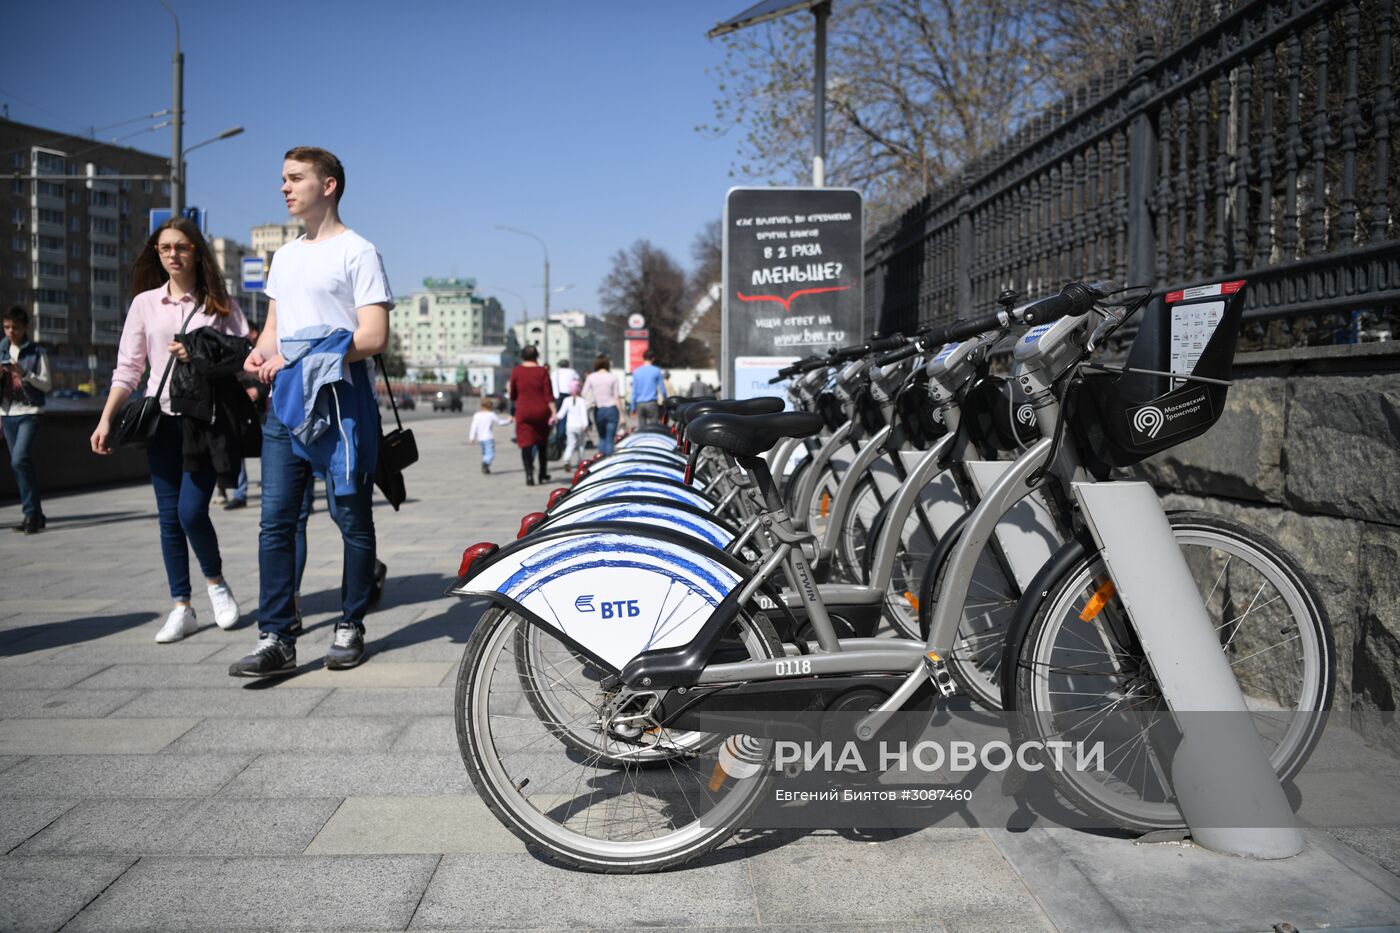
[171,329,260,483]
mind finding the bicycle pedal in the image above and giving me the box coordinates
[923,654,957,698]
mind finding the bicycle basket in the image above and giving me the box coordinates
[963,375,1040,454]
[1067,279,1247,476]
[891,368,947,450]
[816,390,847,431]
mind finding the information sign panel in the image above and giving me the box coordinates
[722,187,862,399]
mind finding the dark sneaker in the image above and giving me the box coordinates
[368,560,387,608]
[228,634,296,678]
[325,623,365,670]
[539,473,551,483]
[19,515,42,535]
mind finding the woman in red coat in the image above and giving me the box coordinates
[508,344,557,485]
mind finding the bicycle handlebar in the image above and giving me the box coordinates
[873,340,923,367]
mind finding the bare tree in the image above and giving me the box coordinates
[703,0,1184,228]
[685,219,723,351]
[598,239,713,367]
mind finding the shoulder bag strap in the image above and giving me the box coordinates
[375,355,404,433]
[151,303,205,400]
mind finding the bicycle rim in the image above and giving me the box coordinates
[459,606,779,870]
[1018,522,1330,829]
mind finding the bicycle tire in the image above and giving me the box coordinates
[1006,511,1333,831]
[456,604,782,872]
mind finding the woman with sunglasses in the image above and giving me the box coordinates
[91,218,250,643]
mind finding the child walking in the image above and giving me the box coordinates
[558,379,590,469]
[469,397,513,474]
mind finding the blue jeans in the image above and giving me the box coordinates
[480,438,496,467]
[594,405,619,456]
[232,460,248,502]
[146,415,222,601]
[2,414,41,517]
[259,410,375,642]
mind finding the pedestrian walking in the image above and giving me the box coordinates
[558,378,590,469]
[630,349,665,426]
[508,344,556,485]
[550,357,578,450]
[90,217,248,643]
[468,396,512,474]
[582,354,623,455]
[688,373,710,398]
[230,146,393,677]
[1,306,51,533]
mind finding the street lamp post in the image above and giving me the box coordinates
[179,126,244,213]
[159,0,184,213]
[495,224,551,366]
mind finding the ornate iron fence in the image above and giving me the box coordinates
[865,0,1398,340]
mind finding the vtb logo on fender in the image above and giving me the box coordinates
[576,595,641,619]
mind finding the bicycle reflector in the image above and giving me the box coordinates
[684,444,702,485]
[547,487,570,509]
[1079,579,1117,622]
[517,512,547,539]
[457,542,499,579]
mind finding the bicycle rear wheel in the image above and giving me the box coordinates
[457,605,782,872]
[1008,512,1333,831]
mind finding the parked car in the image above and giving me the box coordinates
[432,390,463,412]
[381,392,415,411]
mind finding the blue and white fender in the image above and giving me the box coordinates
[574,460,686,488]
[551,476,716,512]
[590,449,687,468]
[618,433,680,452]
[453,524,744,672]
[534,497,736,550]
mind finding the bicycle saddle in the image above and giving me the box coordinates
[686,411,823,457]
[673,396,784,427]
[665,395,711,414]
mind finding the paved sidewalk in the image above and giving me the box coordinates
[2,413,1399,932]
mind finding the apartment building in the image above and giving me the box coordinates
[1,117,169,386]
[391,277,507,382]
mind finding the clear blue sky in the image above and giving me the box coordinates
[2,0,785,325]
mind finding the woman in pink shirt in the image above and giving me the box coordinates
[91,218,249,644]
[582,354,624,456]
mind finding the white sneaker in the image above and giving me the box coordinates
[156,605,198,643]
[207,581,241,630]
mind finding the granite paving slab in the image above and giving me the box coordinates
[0,687,143,718]
[390,716,455,751]
[108,685,333,717]
[987,827,1400,932]
[286,661,454,688]
[0,663,109,689]
[305,795,526,854]
[217,752,471,797]
[0,798,79,853]
[63,854,440,932]
[0,717,199,754]
[407,851,756,929]
[309,686,457,718]
[165,716,408,753]
[15,797,343,856]
[0,753,252,798]
[0,854,136,933]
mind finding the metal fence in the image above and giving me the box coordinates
[864,0,1399,339]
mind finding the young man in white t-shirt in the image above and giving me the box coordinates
[230,146,393,678]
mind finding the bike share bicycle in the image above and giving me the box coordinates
[447,280,1332,871]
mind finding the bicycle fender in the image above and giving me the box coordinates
[452,523,746,672]
[534,499,735,550]
[995,530,1094,709]
[573,461,686,488]
[550,477,717,512]
[618,433,680,452]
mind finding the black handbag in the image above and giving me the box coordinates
[373,358,417,510]
[111,305,202,449]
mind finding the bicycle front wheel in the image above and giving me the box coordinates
[1008,511,1333,831]
[457,605,782,872]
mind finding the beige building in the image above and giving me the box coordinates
[210,237,271,328]
[250,218,304,262]
[510,309,600,371]
[391,277,507,383]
